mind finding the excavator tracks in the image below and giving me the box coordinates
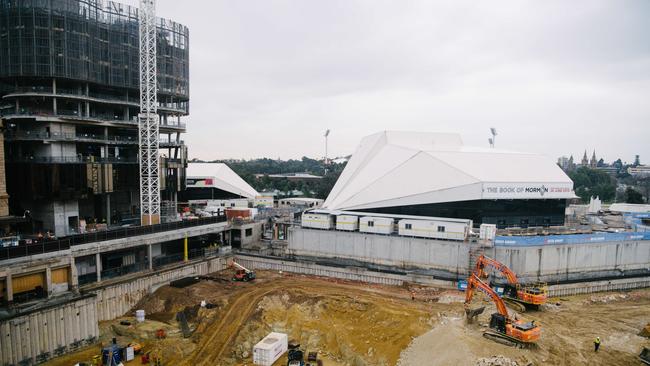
[482,330,533,349]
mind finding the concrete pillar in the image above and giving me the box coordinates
[96,253,102,283]
[15,99,19,114]
[52,78,57,115]
[45,267,52,297]
[147,244,153,270]
[6,273,13,304]
[85,83,90,117]
[70,256,79,291]
[106,194,111,224]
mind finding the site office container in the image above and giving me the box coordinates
[398,219,468,241]
[253,332,288,366]
[301,213,335,229]
[479,224,497,241]
[336,215,359,231]
[359,216,394,234]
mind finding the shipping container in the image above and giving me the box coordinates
[253,332,288,366]
[398,219,469,241]
[479,224,497,242]
[336,215,359,231]
[301,213,335,229]
[359,216,394,234]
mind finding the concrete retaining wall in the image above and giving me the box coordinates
[236,254,650,299]
[290,228,650,284]
[0,296,99,366]
[89,256,229,321]
[491,240,650,282]
[547,276,650,297]
[288,228,468,278]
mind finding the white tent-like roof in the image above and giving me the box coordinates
[186,163,259,199]
[323,131,575,211]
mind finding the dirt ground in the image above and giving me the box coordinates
[43,270,650,366]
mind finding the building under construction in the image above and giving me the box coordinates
[0,0,189,236]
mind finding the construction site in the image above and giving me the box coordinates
[1,0,649,366]
[37,263,650,366]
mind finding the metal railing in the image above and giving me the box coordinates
[101,262,149,280]
[1,110,187,130]
[5,131,139,145]
[0,215,227,261]
[7,155,138,164]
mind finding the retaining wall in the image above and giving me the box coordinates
[0,296,99,366]
[491,239,650,282]
[236,254,650,298]
[87,256,229,321]
[288,228,468,278]
[290,228,650,284]
[0,255,229,366]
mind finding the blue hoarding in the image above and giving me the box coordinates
[494,232,650,246]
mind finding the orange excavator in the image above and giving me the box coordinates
[475,255,547,311]
[465,273,541,347]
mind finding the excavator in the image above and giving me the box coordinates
[474,255,547,311]
[230,260,256,282]
[465,273,541,347]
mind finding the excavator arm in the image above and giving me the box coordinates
[475,255,518,285]
[465,273,509,317]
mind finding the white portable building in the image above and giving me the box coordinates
[253,332,288,366]
[336,215,359,231]
[398,219,469,241]
[301,213,335,229]
[479,224,497,242]
[359,216,394,234]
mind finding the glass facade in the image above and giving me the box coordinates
[0,0,189,100]
[357,199,568,228]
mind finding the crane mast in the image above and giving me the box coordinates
[138,0,160,225]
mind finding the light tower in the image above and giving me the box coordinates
[324,129,330,174]
[138,0,160,225]
[489,127,497,148]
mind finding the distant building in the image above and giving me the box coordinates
[628,165,650,177]
[183,163,259,201]
[255,173,323,181]
[323,131,577,228]
[590,151,598,168]
[596,166,619,176]
[581,151,589,166]
[557,156,570,170]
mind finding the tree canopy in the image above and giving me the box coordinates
[568,167,616,203]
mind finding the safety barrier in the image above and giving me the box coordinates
[495,231,650,246]
[0,215,227,261]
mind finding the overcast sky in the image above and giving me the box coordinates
[145,0,649,163]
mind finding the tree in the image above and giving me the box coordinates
[568,167,616,203]
[624,187,644,204]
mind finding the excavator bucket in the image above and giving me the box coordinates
[465,306,485,321]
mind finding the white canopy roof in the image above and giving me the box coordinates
[323,131,575,210]
[186,163,259,199]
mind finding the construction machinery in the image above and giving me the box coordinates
[640,347,650,365]
[230,260,256,282]
[474,254,547,311]
[465,273,541,347]
[286,343,323,366]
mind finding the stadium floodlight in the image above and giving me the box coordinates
[490,128,497,148]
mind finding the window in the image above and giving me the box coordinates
[437,226,445,232]
[368,221,374,227]
[405,223,412,230]
[245,228,252,237]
